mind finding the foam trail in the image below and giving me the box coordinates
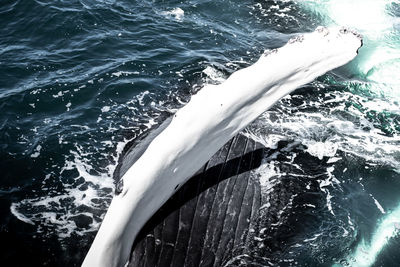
[82,27,362,267]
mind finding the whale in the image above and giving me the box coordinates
[82,27,362,267]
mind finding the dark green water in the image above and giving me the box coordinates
[1,0,399,266]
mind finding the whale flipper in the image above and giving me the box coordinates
[83,27,362,267]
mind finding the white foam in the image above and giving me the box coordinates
[10,203,34,225]
[111,71,140,78]
[242,128,284,149]
[371,194,386,214]
[304,140,338,160]
[11,138,131,238]
[161,8,184,22]
[101,106,111,113]
[246,94,400,170]
[202,66,227,84]
[256,161,282,190]
[30,145,42,158]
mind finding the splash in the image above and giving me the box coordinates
[10,144,117,238]
[161,7,185,22]
[299,0,400,99]
[338,202,400,266]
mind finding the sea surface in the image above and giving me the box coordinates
[1,0,400,266]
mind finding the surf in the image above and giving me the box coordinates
[82,27,362,267]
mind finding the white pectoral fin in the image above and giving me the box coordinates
[83,26,362,267]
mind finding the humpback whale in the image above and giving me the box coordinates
[83,27,362,267]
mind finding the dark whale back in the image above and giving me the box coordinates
[117,122,329,266]
[121,131,265,267]
[114,116,173,181]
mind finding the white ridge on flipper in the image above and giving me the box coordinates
[82,26,362,267]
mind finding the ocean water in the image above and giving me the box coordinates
[1,0,399,266]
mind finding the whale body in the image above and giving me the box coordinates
[83,27,362,267]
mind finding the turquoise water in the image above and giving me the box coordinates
[1,0,399,266]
